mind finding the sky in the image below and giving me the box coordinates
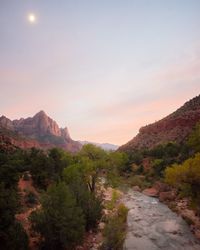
[0,0,200,145]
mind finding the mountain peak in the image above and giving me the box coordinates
[34,110,47,118]
[0,111,81,152]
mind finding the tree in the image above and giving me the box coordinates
[165,153,200,208]
[152,159,165,177]
[29,148,73,189]
[108,151,129,174]
[0,183,28,250]
[188,122,200,153]
[48,148,72,179]
[30,150,54,189]
[63,164,103,230]
[31,182,85,250]
[78,144,107,193]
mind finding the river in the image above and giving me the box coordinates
[123,190,200,250]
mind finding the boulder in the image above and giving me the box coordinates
[143,188,159,197]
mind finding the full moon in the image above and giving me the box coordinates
[28,13,36,23]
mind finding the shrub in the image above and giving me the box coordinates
[117,203,128,223]
[106,190,121,210]
[101,204,128,250]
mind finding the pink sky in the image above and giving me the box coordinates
[0,1,200,145]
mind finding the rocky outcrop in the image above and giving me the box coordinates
[0,111,82,152]
[119,95,200,152]
[0,116,14,130]
[13,111,62,138]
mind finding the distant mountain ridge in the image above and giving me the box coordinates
[79,141,118,151]
[0,111,81,152]
[119,95,200,152]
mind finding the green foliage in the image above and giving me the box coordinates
[48,147,72,178]
[101,204,128,250]
[31,182,85,250]
[29,149,53,189]
[127,175,150,189]
[106,151,129,187]
[0,183,20,229]
[29,147,72,189]
[108,151,129,174]
[63,164,103,230]
[149,142,180,159]
[106,190,121,210]
[188,122,200,153]
[152,158,166,177]
[0,148,29,249]
[77,144,107,192]
[0,181,28,250]
[125,141,192,185]
[165,153,200,209]
[129,151,143,165]
[117,203,129,223]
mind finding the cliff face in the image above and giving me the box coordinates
[0,111,81,152]
[119,95,200,152]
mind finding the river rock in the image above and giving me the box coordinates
[142,187,159,197]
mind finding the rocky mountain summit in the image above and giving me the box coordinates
[0,111,81,152]
[119,95,200,152]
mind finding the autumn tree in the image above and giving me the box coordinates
[165,153,200,209]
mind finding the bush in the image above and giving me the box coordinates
[101,204,128,250]
[106,190,121,210]
[117,203,128,223]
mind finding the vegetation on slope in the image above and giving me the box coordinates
[0,143,128,249]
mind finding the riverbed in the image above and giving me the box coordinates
[123,190,200,250]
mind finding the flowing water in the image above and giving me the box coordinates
[123,190,200,250]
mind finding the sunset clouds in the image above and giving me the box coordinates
[0,1,200,144]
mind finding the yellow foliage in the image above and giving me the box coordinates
[165,153,200,201]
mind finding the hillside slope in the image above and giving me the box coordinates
[119,95,200,152]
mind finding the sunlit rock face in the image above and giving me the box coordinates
[119,95,200,152]
[13,111,61,138]
[0,116,14,130]
[0,111,81,152]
